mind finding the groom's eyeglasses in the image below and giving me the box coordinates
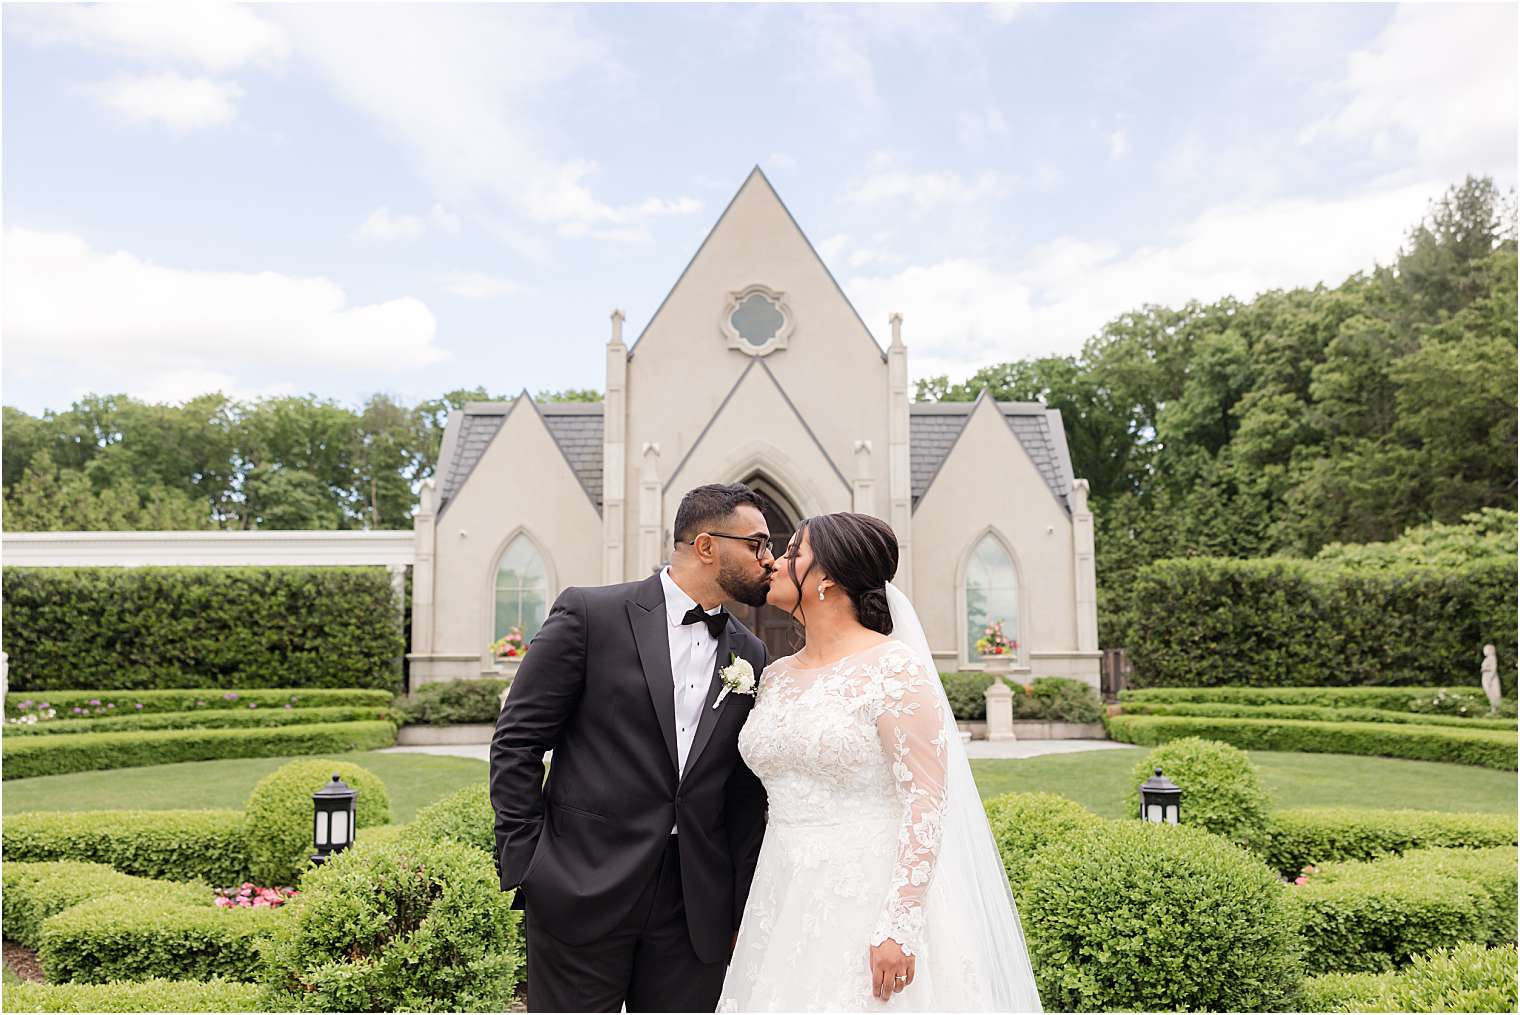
[693,532,780,561]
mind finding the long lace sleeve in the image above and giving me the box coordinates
[869,648,949,957]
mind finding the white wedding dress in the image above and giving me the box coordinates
[718,589,1042,1013]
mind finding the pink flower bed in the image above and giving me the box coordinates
[215,883,299,908]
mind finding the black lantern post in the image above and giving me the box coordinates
[1139,767,1181,824]
[311,773,358,865]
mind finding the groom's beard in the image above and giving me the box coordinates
[717,559,772,608]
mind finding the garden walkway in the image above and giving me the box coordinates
[380,739,1133,762]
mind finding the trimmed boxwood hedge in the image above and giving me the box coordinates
[982,792,1103,883]
[243,759,391,885]
[408,782,494,855]
[1017,821,1303,1011]
[5,687,394,719]
[259,835,522,1012]
[1,720,397,779]
[1,566,404,691]
[1301,943,1520,1013]
[39,894,284,983]
[1,978,265,1013]
[1126,738,1270,847]
[2,810,250,885]
[1260,807,1517,875]
[1104,714,1517,770]
[4,704,398,737]
[1118,700,1516,730]
[1120,685,1509,716]
[1126,556,1516,691]
[1289,846,1517,975]
[2,861,208,949]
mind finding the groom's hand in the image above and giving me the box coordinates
[869,939,915,1001]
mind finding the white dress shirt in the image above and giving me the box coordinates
[659,568,721,833]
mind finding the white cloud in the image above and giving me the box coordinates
[1107,128,1131,161]
[87,72,241,131]
[1302,4,1517,177]
[11,1,289,71]
[985,3,1029,24]
[130,369,296,406]
[958,105,1009,149]
[270,6,701,245]
[844,166,1016,213]
[3,228,446,378]
[429,204,462,237]
[444,273,520,299]
[846,182,1443,380]
[357,207,427,243]
[356,204,463,242]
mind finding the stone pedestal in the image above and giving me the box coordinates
[984,677,1017,742]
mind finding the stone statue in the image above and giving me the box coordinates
[1480,644,1502,714]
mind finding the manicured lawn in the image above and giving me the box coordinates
[973,747,1520,818]
[4,746,1514,825]
[0,750,485,822]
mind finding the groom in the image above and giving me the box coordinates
[490,483,776,1012]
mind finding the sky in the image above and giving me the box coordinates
[3,2,1516,417]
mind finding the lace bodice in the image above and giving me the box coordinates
[737,639,948,956]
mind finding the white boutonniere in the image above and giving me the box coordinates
[713,653,756,710]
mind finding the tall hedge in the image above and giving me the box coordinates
[1,566,404,691]
[1126,557,1516,692]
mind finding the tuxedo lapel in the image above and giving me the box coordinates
[680,620,731,782]
[627,575,680,775]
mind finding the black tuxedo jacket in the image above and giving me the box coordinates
[489,571,769,964]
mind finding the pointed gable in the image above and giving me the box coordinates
[435,395,604,516]
[627,167,883,364]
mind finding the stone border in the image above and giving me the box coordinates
[396,724,494,746]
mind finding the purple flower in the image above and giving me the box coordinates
[224,692,239,701]
[106,703,115,709]
[17,702,29,711]
[284,704,293,710]
[71,707,83,714]
[248,703,257,709]
[38,702,49,710]
[135,703,143,710]
[88,699,100,706]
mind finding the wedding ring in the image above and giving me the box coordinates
[894,976,906,983]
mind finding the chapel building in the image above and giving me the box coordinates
[407,168,1099,686]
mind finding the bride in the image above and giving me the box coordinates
[718,512,1042,1012]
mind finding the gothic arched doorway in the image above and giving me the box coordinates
[726,476,804,661]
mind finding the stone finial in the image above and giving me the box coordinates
[889,312,904,349]
[1481,643,1502,714]
[610,309,626,346]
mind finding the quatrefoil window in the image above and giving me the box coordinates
[720,285,794,357]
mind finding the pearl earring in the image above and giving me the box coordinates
[818,588,826,601]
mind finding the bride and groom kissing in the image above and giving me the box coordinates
[490,483,1041,1012]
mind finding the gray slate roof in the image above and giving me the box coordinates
[909,400,1075,512]
[437,396,1074,518]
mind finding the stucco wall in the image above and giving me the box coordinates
[912,396,1094,684]
[622,170,891,572]
[419,399,602,683]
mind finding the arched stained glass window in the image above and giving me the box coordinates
[965,534,1019,662]
[494,536,548,644]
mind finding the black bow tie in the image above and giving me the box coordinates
[680,604,728,640]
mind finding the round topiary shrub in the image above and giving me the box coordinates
[1127,736,1271,846]
[1019,821,1303,1012]
[243,759,391,885]
[983,792,1104,886]
[258,835,521,1012]
[409,783,493,856]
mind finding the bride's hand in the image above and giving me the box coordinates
[869,939,915,1001]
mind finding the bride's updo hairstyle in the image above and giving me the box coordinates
[787,512,900,635]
